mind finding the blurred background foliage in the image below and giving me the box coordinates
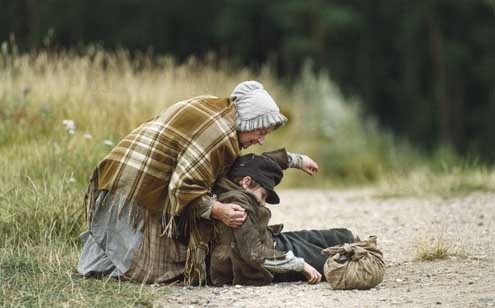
[2,0,495,160]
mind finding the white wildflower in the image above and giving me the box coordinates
[68,177,76,184]
[83,133,93,139]
[62,119,76,134]
[103,139,114,147]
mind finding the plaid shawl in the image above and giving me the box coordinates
[90,96,241,235]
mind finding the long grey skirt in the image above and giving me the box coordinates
[77,190,187,283]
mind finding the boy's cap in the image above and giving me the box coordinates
[229,154,283,204]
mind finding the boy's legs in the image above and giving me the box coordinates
[272,228,355,282]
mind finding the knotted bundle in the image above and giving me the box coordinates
[321,236,385,290]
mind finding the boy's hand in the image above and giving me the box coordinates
[301,155,319,176]
[211,201,247,228]
[303,262,322,284]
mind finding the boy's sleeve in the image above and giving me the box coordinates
[261,148,290,170]
[232,214,305,273]
[232,213,286,267]
[262,148,304,169]
[263,251,305,273]
[220,193,286,266]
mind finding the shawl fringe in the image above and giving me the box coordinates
[183,207,213,286]
[85,171,147,232]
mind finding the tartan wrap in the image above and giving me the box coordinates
[91,96,241,235]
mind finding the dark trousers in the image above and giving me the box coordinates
[272,228,355,282]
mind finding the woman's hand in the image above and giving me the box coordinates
[301,155,319,176]
[211,201,247,228]
[303,262,322,284]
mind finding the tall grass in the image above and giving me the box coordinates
[1,44,494,305]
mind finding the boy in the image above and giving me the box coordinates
[209,151,354,286]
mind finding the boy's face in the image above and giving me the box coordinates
[238,176,268,204]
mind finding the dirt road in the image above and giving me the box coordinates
[154,190,495,307]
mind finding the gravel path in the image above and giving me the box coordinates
[154,190,495,308]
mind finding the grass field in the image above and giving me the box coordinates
[1,46,494,306]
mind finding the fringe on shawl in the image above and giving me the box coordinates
[84,171,99,226]
[85,170,146,232]
[161,199,179,238]
[183,206,213,286]
[85,169,206,241]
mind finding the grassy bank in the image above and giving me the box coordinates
[1,243,158,307]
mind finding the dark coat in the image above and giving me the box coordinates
[209,177,286,286]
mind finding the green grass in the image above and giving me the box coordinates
[415,242,451,261]
[414,233,464,262]
[1,244,157,307]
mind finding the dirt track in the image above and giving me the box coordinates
[154,190,495,308]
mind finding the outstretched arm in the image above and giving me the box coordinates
[263,251,321,284]
[262,148,319,175]
[288,152,319,176]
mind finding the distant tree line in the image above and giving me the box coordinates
[2,0,495,160]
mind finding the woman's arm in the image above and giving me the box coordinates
[192,195,246,228]
[169,125,245,226]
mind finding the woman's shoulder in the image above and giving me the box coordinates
[193,96,233,110]
[188,96,237,129]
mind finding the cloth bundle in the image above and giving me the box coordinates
[321,236,385,290]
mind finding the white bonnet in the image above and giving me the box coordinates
[231,80,288,132]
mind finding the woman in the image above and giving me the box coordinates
[77,80,319,284]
